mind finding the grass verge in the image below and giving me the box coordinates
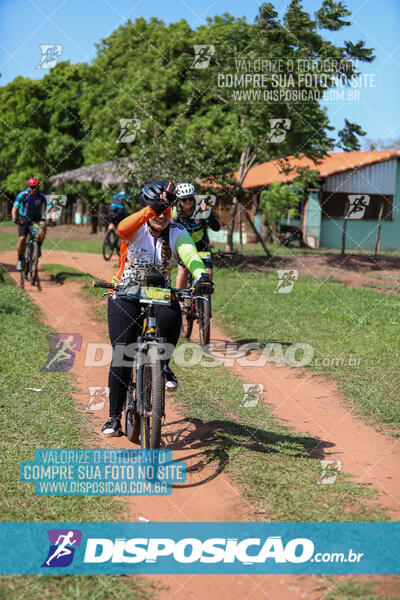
[170,352,386,522]
[212,268,400,435]
[0,269,155,599]
[324,577,399,599]
[0,231,101,254]
[57,266,389,522]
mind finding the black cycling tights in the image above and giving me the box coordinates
[107,295,182,418]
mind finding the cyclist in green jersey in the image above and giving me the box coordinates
[172,182,220,289]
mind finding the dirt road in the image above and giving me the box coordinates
[1,248,399,599]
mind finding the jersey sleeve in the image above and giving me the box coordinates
[117,206,156,242]
[13,192,24,207]
[176,228,207,280]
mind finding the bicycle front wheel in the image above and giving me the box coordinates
[197,296,211,347]
[32,241,40,289]
[28,241,35,283]
[102,230,114,261]
[181,304,194,340]
[137,345,164,449]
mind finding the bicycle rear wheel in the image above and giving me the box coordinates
[102,230,114,261]
[197,296,211,347]
[137,345,164,449]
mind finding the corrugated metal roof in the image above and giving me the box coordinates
[322,159,398,195]
[241,150,400,189]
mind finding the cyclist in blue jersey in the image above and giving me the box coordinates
[11,177,47,271]
[107,191,128,231]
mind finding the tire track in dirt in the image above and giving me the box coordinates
[1,249,398,599]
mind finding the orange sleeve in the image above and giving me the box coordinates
[117,206,156,242]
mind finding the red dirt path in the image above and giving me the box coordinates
[1,248,399,599]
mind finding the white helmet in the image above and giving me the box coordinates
[175,182,196,198]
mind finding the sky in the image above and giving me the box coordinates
[0,0,399,145]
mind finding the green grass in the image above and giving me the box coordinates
[0,269,155,599]
[45,238,102,254]
[212,268,400,434]
[51,266,388,522]
[170,352,386,522]
[0,231,102,254]
[0,232,15,252]
[41,263,93,283]
[325,578,398,600]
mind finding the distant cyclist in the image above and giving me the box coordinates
[172,182,220,289]
[12,177,47,271]
[107,190,128,231]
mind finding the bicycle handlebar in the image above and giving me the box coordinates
[92,280,194,295]
[93,280,116,289]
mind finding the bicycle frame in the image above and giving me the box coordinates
[94,277,192,447]
[20,222,42,289]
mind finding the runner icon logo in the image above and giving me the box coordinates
[346,195,370,219]
[118,118,141,143]
[318,460,342,485]
[45,195,67,221]
[274,270,299,294]
[42,333,82,372]
[191,45,215,69]
[37,44,63,69]
[266,118,291,143]
[86,386,109,411]
[42,529,82,568]
[240,383,264,407]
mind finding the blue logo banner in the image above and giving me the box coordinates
[0,523,398,574]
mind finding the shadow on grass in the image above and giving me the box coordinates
[163,416,333,489]
[49,271,92,284]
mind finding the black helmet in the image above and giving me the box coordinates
[139,181,175,208]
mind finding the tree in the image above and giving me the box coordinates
[260,183,300,241]
[338,118,366,151]
[363,137,400,151]
[187,1,374,250]
[0,1,374,234]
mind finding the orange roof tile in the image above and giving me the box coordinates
[242,150,400,189]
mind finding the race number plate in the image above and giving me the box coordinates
[140,287,171,305]
[199,251,211,259]
[32,224,44,238]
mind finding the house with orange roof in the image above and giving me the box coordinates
[239,150,400,251]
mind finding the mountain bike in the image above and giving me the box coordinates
[20,221,43,291]
[180,250,235,346]
[93,275,192,449]
[102,225,120,261]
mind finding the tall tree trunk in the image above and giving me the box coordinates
[90,204,98,234]
[242,207,271,257]
[375,199,384,258]
[341,217,348,256]
[226,197,239,251]
[341,199,350,256]
[238,203,243,250]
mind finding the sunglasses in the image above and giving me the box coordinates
[181,197,195,203]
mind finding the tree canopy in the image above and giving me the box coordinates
[0,1,374,208]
